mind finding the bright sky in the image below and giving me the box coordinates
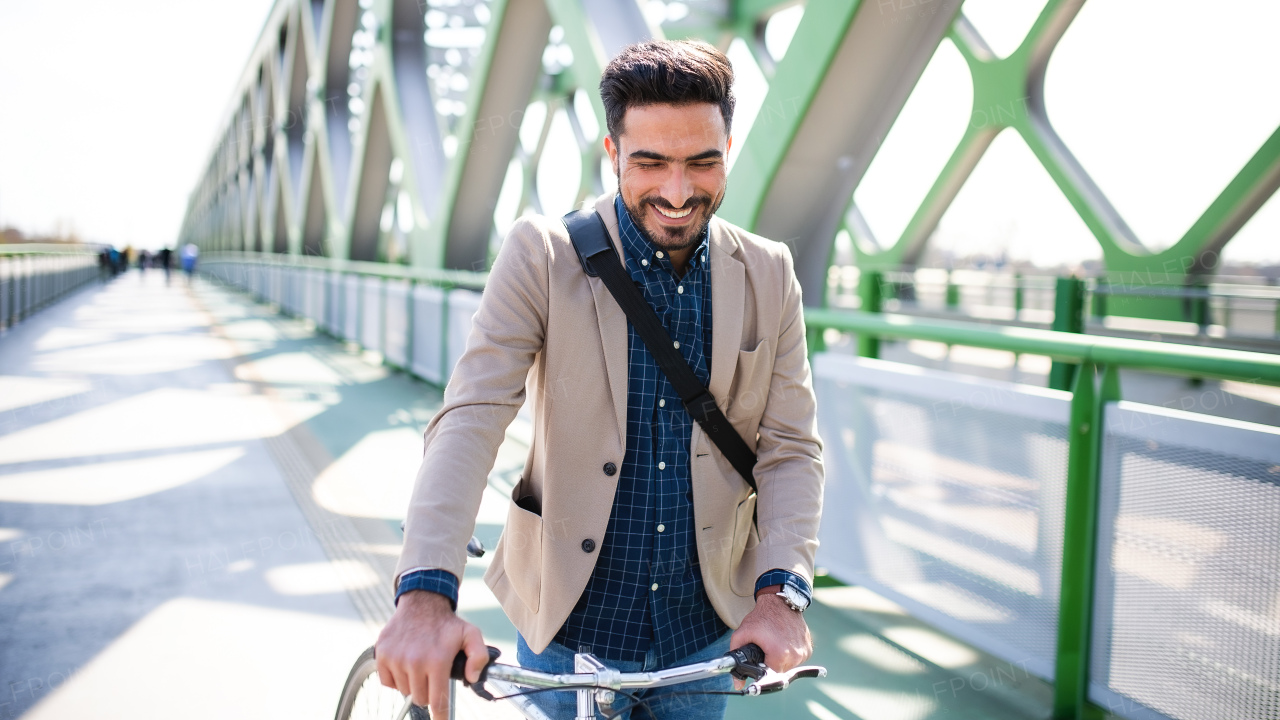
[0,0,275,250]
[1,0,1276,266]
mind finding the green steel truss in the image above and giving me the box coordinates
[179,0,1279,312]
[831,0,1280,320]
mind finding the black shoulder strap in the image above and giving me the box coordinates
[563,209,758,494]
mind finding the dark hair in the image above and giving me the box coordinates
[599,40,735,140]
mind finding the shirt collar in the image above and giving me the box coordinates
[614,194,710,276]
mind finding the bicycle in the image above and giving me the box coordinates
[335,537,827,720]
[336,639,826,720]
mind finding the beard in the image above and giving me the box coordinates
[622,190,724,252]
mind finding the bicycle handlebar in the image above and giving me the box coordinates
[725,643,767,680]
[449,642,812,691]
[450,645,502,683]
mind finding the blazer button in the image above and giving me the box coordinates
[603,462,617,476]
[581,538,596,553]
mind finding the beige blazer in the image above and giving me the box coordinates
[397,194,824,653]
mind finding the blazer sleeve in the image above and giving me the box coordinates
[751,247,824,585]
[395,218,551,582]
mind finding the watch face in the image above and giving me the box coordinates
[781,585,809,611]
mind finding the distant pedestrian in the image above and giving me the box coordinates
[180,243,199,284]
[98,249,111,283]
[157,247,173,285]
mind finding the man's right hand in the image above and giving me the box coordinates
[374,590,490,718]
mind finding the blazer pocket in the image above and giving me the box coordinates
[502,483,543,613]
[728,338,772,421]
[729,492,760,597]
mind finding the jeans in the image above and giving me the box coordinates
[515,631,733,720]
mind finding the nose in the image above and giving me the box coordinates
[660,164,694,208]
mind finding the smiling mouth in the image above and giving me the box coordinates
[652,204,693,219]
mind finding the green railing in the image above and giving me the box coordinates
[203,251,489,291]
[803,305,1280,720]
[0,245,101,330]
[201,252,490,386]
[828,266,1280,340]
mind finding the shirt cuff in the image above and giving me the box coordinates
[394,568,460,610]
[754,570,812,603]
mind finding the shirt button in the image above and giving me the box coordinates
[658,399,665,408]
[658,461,666,470]
[603,462,617,476]
[651,583,659,591]
[655,251,664,259]
[581,538,596,553]
[672,341,680,349]
[641,259,649,267]
[657,524,665,533]
[677,286,684,294]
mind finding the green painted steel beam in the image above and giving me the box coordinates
[422,0,552,270]
[1132,124,1280,277]
[726,0,964,306]
[545,0,662,133]
[804,308,1280,385]
[719,1,859,231]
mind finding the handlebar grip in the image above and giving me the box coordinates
[450,645,501,682]
[728,643,767,681]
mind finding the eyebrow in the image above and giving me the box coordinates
[628,149,724,162]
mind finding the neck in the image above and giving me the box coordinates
[667,247,694,277]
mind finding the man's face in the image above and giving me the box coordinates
[604,103,731,252]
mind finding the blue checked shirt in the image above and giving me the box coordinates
[396,196,810,665]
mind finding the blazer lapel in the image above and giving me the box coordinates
[708,218,744,402]
[591,195,629,443]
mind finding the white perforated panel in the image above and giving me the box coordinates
[383,279,409,367]
[1091,403,1280,720]
[814,354,1072,679]
[411,284,446,384]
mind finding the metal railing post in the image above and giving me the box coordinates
[1053,363,1117,719]
[1049,277,1086,391]
[439,285,452,385]
[856,269,882,358]
[1013,272,1024,320]
[355,272,363,350]
[1189,280,1210,333]
[380,276,388,365]
[405,278,416,374]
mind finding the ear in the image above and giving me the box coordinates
[726,135,733,157]
[604,134,618,170]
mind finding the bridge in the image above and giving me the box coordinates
[2,1,1279,719]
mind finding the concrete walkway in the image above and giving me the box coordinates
[0,272,377,718]
[0,271,1063,720]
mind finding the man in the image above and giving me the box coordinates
[376,40,823,719]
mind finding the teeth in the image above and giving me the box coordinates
[655,205,692,219]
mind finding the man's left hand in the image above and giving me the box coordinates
[729,585,812,682]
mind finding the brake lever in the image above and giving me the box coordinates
[744,665,827,695]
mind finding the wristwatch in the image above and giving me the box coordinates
[776,582,810,613]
